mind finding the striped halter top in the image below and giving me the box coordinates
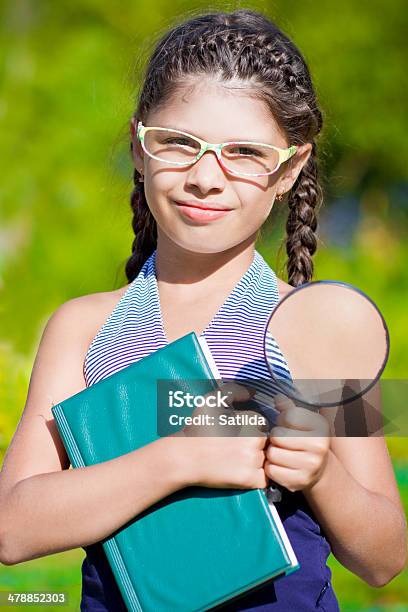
[83,248,289,390]
[80,248,340,612]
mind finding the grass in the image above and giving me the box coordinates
[0,548,83,611]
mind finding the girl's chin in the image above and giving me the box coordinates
[162,229,238,255]
[157,211,254,253]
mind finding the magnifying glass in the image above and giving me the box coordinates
[258,280,390,501]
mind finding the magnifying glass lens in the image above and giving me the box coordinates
[264,282,389,408]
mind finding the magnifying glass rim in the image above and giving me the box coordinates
[263,279,391,408]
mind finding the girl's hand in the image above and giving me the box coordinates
[264,394,331,493]
[172,383,269,490]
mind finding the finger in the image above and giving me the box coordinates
[265,445,309,470]
[264,463,301,490]
[258,418,271,434]
[276,405,322,432]
[219,382,255,405]
[273,394,323,427]
[269,427,316,448]
[256,468,269,489]
[273,393,295,411]
[239,410,269,438]
[256,448,269,468]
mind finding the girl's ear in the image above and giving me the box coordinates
[129,117,145,169]
[276,142,312,195]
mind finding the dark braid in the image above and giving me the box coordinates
[126,8,324,284]
[286,141,323,286]
[125,167,157,282]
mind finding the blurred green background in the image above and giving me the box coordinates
[0,0,407,610]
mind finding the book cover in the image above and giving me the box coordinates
[52,332,298,611]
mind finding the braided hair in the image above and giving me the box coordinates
[126,9,323,286]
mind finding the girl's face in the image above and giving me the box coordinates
[131,77,311,255]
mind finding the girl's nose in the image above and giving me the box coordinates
[185,150,226,191]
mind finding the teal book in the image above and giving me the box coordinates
[51,332,299,612]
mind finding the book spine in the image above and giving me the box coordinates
[193,334,223,386]
[101,539,142,612]
[196,335,222,382]
[52,406,143,612]
[52,406,86,469]
[256,490,291,566]
[264,494,299,573]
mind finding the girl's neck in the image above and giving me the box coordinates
[154,233,257,294]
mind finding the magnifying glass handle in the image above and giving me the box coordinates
[266,483,283,503]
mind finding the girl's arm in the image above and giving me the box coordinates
[0,299,192,565]
[304,381,407,586]
[305,435,406,587]
[265,383,407,587]
[0,299,267,566]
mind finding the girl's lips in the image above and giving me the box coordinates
[175,203,232,223]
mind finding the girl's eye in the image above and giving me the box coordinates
[229,146,263,157]
[163,137,196,147]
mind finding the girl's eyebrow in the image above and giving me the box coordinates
[158,124,269,143]
[155,123,201,136]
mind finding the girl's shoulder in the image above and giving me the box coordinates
[60,284,131,350]
[276,277,293,302]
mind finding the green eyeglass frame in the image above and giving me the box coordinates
[136,121,297,177]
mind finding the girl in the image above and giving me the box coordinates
[0,8,406,612]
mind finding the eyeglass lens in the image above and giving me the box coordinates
[143,129,279,175]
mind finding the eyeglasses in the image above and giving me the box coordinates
[136,121,297,178]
